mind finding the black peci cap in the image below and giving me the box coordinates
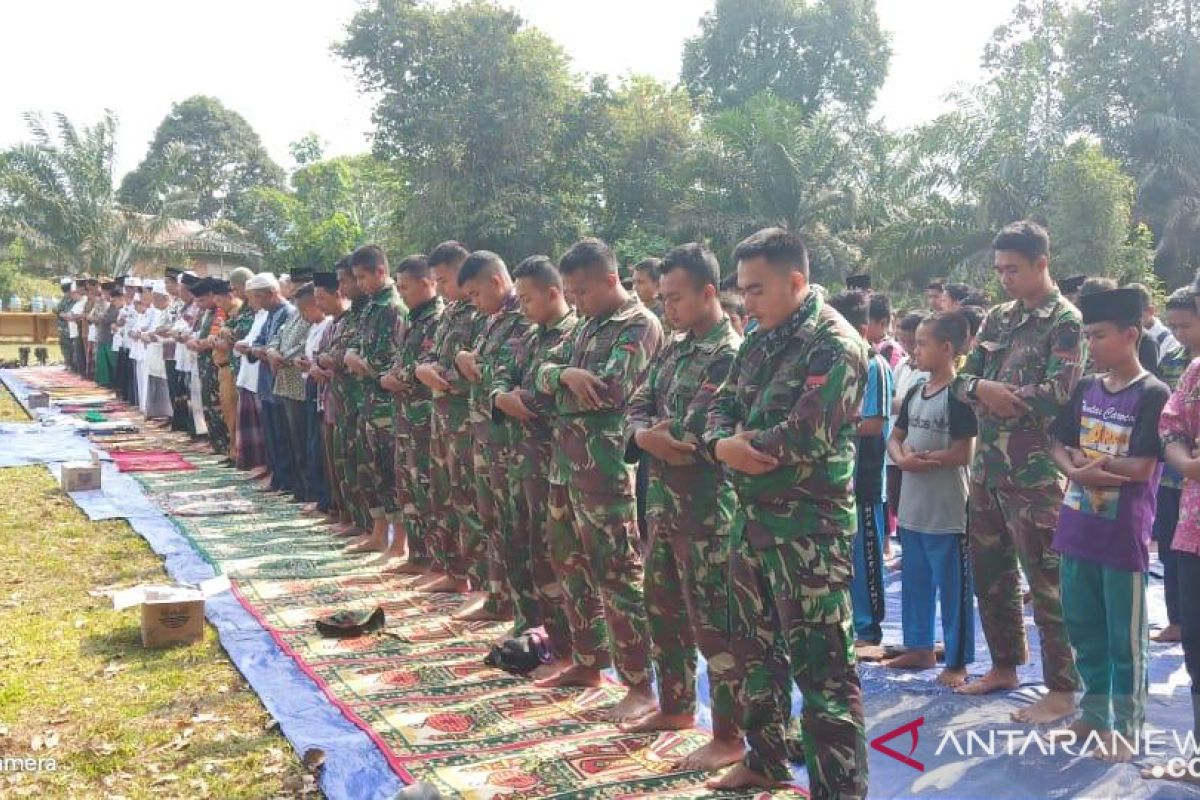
[1078,287,1144,325]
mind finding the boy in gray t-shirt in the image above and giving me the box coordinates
[884,312,978,686]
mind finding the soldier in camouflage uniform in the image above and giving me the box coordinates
[492,256,579,670]
[703,228,868,798]
[620,244,745,772]
[379,255,444,574]
[55,280,74,366]
[532,238,663,724]
[343,246,406,557]
[454,252,536,625]
[951,221,1082,724]
[414,242,486,595]
[318,258,372,537]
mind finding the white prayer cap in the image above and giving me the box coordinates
[246,272,280,292]
[151,280,169,296]
[127,277,142,288]
[59,277,73,287]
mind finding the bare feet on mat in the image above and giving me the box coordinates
[529,660,564,682]
[384,559,427,576]
[955,666,1020,696]
[1012,691,1076,724]
[533,663,602,689]
[414,574,468,593]
[344,536,384,554]
[704,763,784,791]
[936,667,969,688]
[1046,719,1100,746]
[677,737,746,772]
[617,710,692,734]
[882,649,937,671]
[1152,624,1182,643]
[606,685,656,723]
[453,602,509,622]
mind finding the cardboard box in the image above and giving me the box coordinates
[60,458,102,492]
[112,576,231,648]
[26,391,48,409]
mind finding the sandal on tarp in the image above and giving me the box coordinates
[315,606,385,638]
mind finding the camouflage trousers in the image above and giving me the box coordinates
[968,481,1079,693]
[393,413,431,564]
[477,431,539,631]
[468,425,514,618]
[552,481,652,687]
[428,398,479,583]
[644,518,740,738]
[513,450,571,658]
[357,411,397,522]
[729,526,867,798]
[334,408,371,531]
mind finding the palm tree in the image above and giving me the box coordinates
[678,91,863,282]
[0,111,184,276]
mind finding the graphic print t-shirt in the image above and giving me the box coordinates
[1052,372,1169,571]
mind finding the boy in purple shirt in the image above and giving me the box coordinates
[1050,287,1169,762]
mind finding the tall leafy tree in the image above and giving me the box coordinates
[681,0,891,117]
[0,111,181,275]
[119,95,284,226]
[338,0,589,261]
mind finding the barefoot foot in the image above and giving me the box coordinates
[705,763,784,791]
[936,667,969,688]
[617,710,692,734]
[1152,624,1182,643]
[1012,691,1076,724]
[606,686,657,723]
[533,664,602,689]
[677,736,747,772]
[955,667,1020,696]
[882,649,937,671]
[415,574,469,593]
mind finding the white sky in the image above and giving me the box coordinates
[1,0,1020,179]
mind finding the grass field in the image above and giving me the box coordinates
[0,383,320,798]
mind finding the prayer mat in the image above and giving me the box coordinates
[131,460,809,799]
[110,450,196,473]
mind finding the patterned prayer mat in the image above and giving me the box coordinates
[110,450,196,473]
[132,461,809,799]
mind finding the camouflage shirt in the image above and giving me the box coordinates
[350,281,405,419]
[491,309,580,484]
[327,296,369,410]
[420,299,485,403]
[466,291,531,440]
[385,295,444,428]
[221,302,255,375]
[536,296,664,496]
[627,316,742,533]
[952,289,1084,489]
[704,291,867,549]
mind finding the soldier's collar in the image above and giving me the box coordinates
[683,315,734,352]
[409,296,441,319]
[597,296,643,325]
[760,291,820,346]
[1015,288,1063,320]
[497,290,520,315]
[370,281,397,304]
[543,309,577,333]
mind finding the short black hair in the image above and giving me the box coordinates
[960,305,985,338]
[921,311,972,354]
[350,244,388,272]
[992,220,1050,262]
[1079,276,1119,296]
[829,290,869,329]
[961,290,990,307]
[632,257,662,281]
[1166,287,1198,313]
[559,237,617,276]
[107,287,123,299]
[394,254,431,280]
[925,278,946,292]
[457,250,508,287]
[867,292,892,323]
[428,240,470,268]
[294,283,316,301]
[945,282,972,303]
[1125,282,1154,309]
[512,255,562,291]
[732,227,809,278]
[334,255,353,277]
[660,243,720,291]
[898,311,924,334]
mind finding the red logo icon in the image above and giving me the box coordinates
[871,716,925,771]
